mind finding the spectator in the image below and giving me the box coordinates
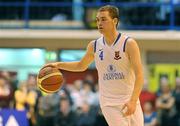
[77,101,96,126]
[26,89,39,126]
[14,82,28,110]
[140,80,156,111]
[54,97,77,126]
[26,74,37,91]
[0,76,13,108]
[81,80,97,106]
[143,101,158,126]
[59,79,73,106]
[15,82,39,126]
[173,77,180,114]
[84,74,95,84]
[70,80,83,109]
[172,77,180,126]
[26,73,42,126]
[156,83,176,126]
[36,93,59,126]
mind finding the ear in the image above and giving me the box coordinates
[113,18,118,26]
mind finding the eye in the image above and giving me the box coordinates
[102,18,106,21]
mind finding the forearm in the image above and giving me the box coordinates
[56,61,87,72]
[162,98,175,109]
[130,74,144,102]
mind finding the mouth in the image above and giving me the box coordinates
[98,27,103,30]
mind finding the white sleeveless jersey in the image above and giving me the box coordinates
[94,33,135,107]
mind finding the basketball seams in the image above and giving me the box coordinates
[37,72,62,84]
[41,82,62,86]
[37,77,61,93]
[38,85,60,93]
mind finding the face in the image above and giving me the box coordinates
[74,80,82,90]
[83,83,91,92]
[96,11,117,34]
[161,84,170,93]
[81,102,90,113]
[143,102,153,112]
[60,99,70,114]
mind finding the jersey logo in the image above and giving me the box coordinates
[114,51,121,60]
[107,65,116,73]
[103,65,125,80]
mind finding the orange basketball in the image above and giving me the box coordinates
[37,66,63,93]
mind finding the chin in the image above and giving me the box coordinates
[98,29,104,34]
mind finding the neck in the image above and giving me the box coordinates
[103,30,119,46]
[145,110,152,115]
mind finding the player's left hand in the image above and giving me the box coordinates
[121,100,137,117]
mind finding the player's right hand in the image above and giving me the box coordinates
[41,62,58,70]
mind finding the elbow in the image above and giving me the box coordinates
[81,63,89,71]
[81,66,88,72]
[78,65,88,72]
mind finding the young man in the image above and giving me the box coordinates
[44,5,144,126]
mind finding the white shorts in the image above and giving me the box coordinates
[101,103,144,126]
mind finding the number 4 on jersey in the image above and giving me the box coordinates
[99,51,104,60]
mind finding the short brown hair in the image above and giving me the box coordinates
[98,5,119,27]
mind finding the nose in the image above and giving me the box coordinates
[98,23,103,28]
[97,20,101,26]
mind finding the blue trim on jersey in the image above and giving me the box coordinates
[113,33,121,46]
[94,40,97,53]
[103,33,121,46]
[103,37,105,45]
[123,37,130,52]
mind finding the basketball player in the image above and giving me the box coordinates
[44,5,144,126]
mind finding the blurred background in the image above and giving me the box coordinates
[0,0,180,126]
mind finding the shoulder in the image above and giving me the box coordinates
[87,40,95,49]
[87,37,102,52]
[125,38,139,52]
[127,37,137,45]
[86,40,96,54]
[87,36,103,52]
